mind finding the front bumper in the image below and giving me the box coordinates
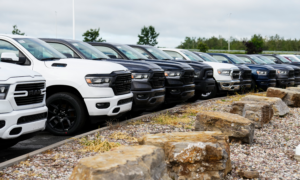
[217,80,240,91]
[276,78,290,87]
[0,106,47,139]
[195,78,215,93]
[295,76,300,86]
[132,88,165,111]
[165,84,195,104]
[256,79,276,89]
[288,78,295,87]
[84,93,133,117]
[240,79,252,89]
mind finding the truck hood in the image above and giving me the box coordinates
[246,64,275,71]
[0,62,41,81]
[203,62,239,70]
[265,64,293,70]
[144,59,194,71]
[44,58,128,74]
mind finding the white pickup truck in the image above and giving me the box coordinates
[0,61,47,149]
[0,35,133,135]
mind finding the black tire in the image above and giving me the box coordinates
[46,92,86,136]
[199,86,217,100]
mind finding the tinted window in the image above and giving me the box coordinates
[93,46,123,59]
[211,55,231,63]
[132,47,152,59]
[48,43,79,58]
[197,53,218,62]
[162,50,185,60]
[115,45,147,60]
[144,47,173,60]
[180,50,204,62]
[71,42,108,59]
[238,56,252,64]
[227,55,245,64]
[0,40,31,65]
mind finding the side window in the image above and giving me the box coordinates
[265,56,277,62]
[132,47,152,59]
[48,43,79,58]
[93,46,123,59]
[163,50,185,60]
[0,40,31,65]
[211,55,231,63]
[238,57,252,63]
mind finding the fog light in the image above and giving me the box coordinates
[137,94,148,99]
[0,120,5,129]
[96,103,110,109]
[171,89,180,93]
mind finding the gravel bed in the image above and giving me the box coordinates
[0,95,299,179]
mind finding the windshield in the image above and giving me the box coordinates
[14,38,66,60]
[276,55,291,63]
[295,55,300,60]
[180,50,204,62]
[145,47,173,60]
[70,41,109,59]
[285,56,300,62]
[197,53,218,62]
[115,45,147,60]
[257,56,276,64]
[250,56,267,64]
[227,55,245,64]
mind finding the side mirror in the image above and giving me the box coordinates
[107,54,117,59]
[1,53,26,65]
[222,61,228,63]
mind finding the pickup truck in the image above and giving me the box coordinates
[281,55,300,62]
[236,54,293,87]
[41,38,165,112]
[0,34,133,136]
[127,45,216,99]
[0,61,47,149]
[209,53,275,90]
[160,49,241,94]
[88,42,196,104]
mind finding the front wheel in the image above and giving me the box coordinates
[199,86,217,100]
[46,92,86,136]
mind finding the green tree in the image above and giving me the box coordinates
[197,42,209,52]
[137,26,159,46]
[82,28,106,42]
[12,25,25,35]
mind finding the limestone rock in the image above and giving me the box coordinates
[69,145,171,180]
[286,87,300,92]
[139,132,231,180]
[241,95,289,116]
[266,87,300,107]
[230,101,273,128]
[238,170,259,179]
[195,111,255,144]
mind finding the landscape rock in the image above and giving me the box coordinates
[230,101,273,128]
[238,170,259,179]
[286,87,300,92]
[241,95,289,116]
[266,87,300,107]
[195,111,255,144]
[69,145,171,180]
[139,132,231,180]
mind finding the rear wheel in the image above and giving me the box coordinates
[46,92,86,136]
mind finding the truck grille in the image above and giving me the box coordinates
[150,72,165,89]
[243,70,252,80]
[17,112,47,125]
[269,70,276,79]
[14,83,45,106]
[111,74,131,95]
[289,70,294,78]
[294,70,300,77]
[232,70,240,80]
[181,71,194,85]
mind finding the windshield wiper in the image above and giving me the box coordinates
[92,58,107,60]
[40,57,61,61]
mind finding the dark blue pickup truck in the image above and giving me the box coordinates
[208,53,276,90]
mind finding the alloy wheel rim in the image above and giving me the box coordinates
[201,92,212,97]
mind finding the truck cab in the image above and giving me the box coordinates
[209,53,275,90]
[0,62,47,149]
[88,42,196,104]
[127,45,216,99]
[0,34,133,136]
[41,38,165,112]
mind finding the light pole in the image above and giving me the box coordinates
[73,0,75,40]
[55,11,57,38]
[228,13,231,52]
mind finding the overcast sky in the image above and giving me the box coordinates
[1,0,299,47]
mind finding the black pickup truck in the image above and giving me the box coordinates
[87,42,196,104]
[128,44,216,99]
[41,38,166,114]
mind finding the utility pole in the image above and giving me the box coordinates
[73,0,75,40]
[228,13,231,52]
[55,11,57,38]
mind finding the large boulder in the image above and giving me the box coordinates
[139,132,231,180]
[266,87,300,107]
[241,95,289,116]
[286,87,300,92]
[230,101,273,128]
[195,112,255,144]
[69,145,171,180]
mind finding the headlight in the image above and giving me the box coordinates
[165,71,181,78]
[0,85,10,100]
[85,76,112,87]
[217,69,231,76]
[277,70,287,74]
[131,73,150,80]
[257,71,268,75]
[194,70,201,78]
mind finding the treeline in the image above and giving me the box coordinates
[177,34,300,52]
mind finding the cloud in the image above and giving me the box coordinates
[0,0,300,47]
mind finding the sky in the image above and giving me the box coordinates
[1,0,300,47]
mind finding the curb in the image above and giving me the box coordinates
[0,93,261,170]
